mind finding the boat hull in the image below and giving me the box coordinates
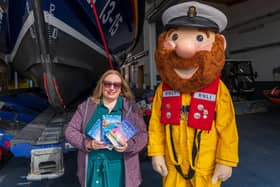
[12,27,110,107]
[1,0,144,109]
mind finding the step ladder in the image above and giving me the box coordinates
[27,147,64,180]
[10,107,75,180]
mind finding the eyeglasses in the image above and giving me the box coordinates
[103,81,122,89]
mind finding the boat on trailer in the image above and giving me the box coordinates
[0,0,144,110]
[263,87,280,104]
[0,0,144,178]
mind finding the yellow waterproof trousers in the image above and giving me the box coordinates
[163,167,221,187]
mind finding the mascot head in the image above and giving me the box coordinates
[155,1,227,93]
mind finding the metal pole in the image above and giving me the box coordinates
[148,22,157,89]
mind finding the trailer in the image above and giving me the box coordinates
[0,150,80,187]
[9,106,77,180]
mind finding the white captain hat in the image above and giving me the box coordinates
[162,1,228,33]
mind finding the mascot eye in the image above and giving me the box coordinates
[196,35,204,42]
[171,33,178,41]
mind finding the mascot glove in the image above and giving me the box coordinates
[152,156,168,177]
[212,163,232,184]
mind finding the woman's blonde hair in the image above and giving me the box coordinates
[91,69,134,103]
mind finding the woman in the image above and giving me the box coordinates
[65,70,147,187]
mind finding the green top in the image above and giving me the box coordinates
[85,96,123,134]
[85,96,124,187]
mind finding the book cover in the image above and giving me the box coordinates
[87,118,102,141]
[102,115,121,145]
[106,119,138,146]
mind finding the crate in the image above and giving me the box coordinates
[27,147,64,180]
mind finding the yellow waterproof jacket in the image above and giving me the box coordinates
[148,81,239,176]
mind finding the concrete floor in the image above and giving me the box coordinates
[0,104,279,187]
[141,104,280,187]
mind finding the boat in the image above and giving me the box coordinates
[0,0,144,110]
[263,87,280,104]
[0,88,48,164]
[0,88,49,122]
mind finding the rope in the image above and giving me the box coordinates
[90,0,114,69]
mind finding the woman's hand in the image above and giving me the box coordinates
[92,139,108,150]
[113,142,128,152]
[86,139,107,150]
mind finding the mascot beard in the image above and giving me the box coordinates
[155,31,226,93]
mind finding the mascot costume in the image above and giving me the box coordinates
[147,1,239,187]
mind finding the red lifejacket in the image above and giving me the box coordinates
[160,77,220,131]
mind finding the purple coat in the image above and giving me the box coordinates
[65,97,147,187]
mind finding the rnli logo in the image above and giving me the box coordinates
[163,90,180,97]
[193,92,216,102]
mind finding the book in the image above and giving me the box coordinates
[87,118,102,141]
[106,119,138,146]
[102,115,122,145]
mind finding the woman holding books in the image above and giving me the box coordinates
[65,70,147,187]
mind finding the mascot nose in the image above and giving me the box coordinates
[175,44,196,58]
